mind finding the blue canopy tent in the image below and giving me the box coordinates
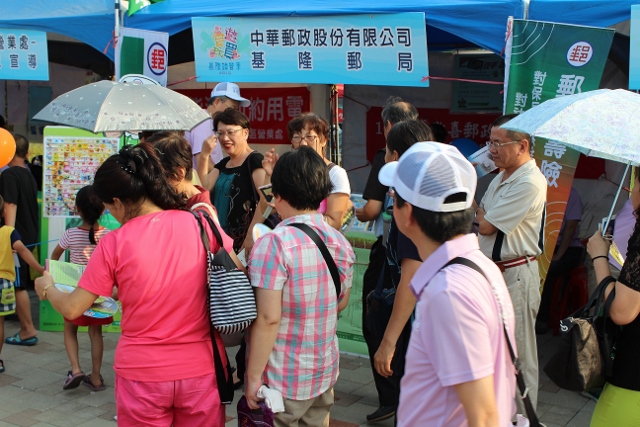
[527,0,639,82]
[1,0,523,68]
[528,0,640,28]
[2,0,637,70]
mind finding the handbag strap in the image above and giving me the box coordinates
[442,257,541,427]
[246,151,261,207]
[210,325,235,404]
[192,211,235,404]
[192,210,225,253]
[602,285,617,378]
[288,222,341,298]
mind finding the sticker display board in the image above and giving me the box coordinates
[43,129,119,217]
[192,13,429,86]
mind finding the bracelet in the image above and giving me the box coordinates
[42,284,53,300]
[592,255,608,263]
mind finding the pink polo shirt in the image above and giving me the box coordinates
[79,210,233,382]
[398,234,516,427]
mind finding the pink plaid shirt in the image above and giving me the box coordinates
[248,213,355,400]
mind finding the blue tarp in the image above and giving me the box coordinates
[1,0,523,60]
[2,0,634,63]
[528,1,640,29]
[1,1,115,57]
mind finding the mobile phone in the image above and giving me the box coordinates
[601,215,616,238]
[259,184,273,202]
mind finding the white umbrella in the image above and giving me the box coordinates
[34,80,209,132]
[502,88,640,234]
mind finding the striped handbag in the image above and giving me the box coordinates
[193,210,257,334]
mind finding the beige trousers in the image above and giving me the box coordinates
[502,260,541,413]
[274,387,334,427]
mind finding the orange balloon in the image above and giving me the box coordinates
[0,128,16,169]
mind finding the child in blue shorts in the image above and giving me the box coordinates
[0,195,45,372]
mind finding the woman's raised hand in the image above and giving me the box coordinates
[262,148,279,177]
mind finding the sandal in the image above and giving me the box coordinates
[82,373,106,392]
[63,371,85,390]
[5,332,38,346]
[0,359,5,373]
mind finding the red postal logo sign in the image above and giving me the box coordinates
[567,41,593,67]
[147,42,167,76]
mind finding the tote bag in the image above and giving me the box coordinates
[193,210,257,334]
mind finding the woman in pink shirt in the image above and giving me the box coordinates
[35,143,233,426]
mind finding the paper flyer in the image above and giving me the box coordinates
[48,260,85,287]
[467,145,497,177]
[48,260,118,319]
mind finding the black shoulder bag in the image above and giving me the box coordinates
[543,275,618,392]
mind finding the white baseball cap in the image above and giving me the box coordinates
[210,82,250,107]
[378,142,477,213]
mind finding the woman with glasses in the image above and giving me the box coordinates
[198,109,266,254]
[286,113,351,230]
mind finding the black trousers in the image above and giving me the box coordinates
[537,246,585,323]
[362,237,410,408]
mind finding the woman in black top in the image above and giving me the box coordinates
[588,166,640,427]
[198,109,265,254]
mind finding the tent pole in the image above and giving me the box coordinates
[115,0,121,38]
[603,163,630,237]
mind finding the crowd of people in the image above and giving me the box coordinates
[0,85,639,427]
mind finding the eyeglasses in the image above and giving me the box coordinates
[215,128,244,138]
[222,100,239,110]
[485,139,522,150]
[291,134,318,144]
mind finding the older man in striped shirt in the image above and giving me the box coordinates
[246,146,355,426]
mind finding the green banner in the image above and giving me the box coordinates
[504,19,614,113]
[503,19,614,285]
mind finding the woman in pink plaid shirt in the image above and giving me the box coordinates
[245,146,355,426]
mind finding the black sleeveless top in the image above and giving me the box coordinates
[610,222,640,391]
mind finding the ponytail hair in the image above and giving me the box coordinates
[75,185,104,245]
[93,143,187,215]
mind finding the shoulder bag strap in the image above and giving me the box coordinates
[442,257,541,427]
[246,151,261,205]
[289,222,341,298]
[191,211,234,404]
[192,210,224,252]
[192,211,211,252]
[492,231,505,262]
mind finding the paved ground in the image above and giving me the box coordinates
[0,293,596,427]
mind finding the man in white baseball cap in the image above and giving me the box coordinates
[378,142,517,427]
[186,82,251,172]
